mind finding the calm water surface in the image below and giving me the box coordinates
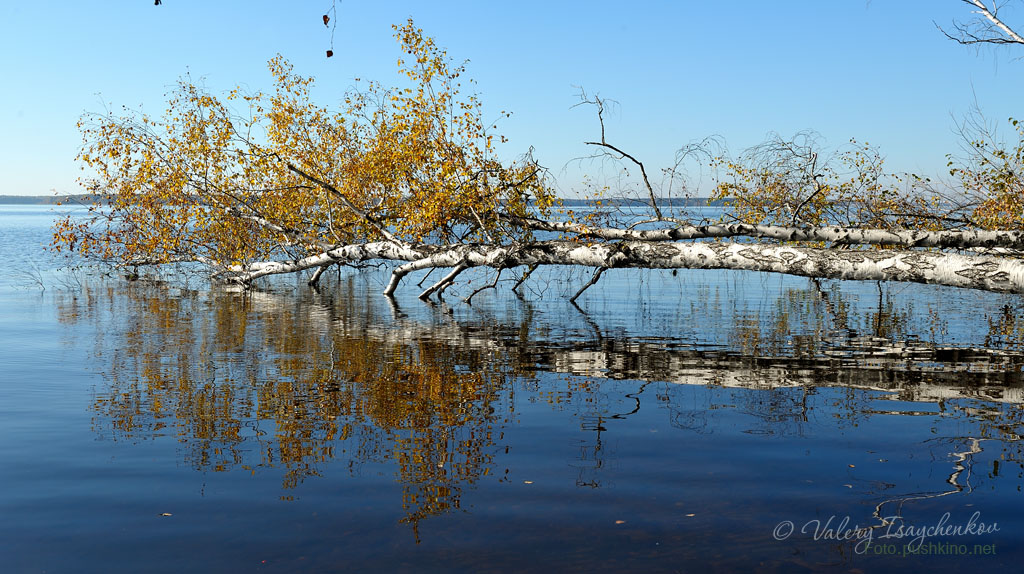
[1,204,1024,573]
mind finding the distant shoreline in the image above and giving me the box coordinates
[0,195,731,207]
[0,195,93,205]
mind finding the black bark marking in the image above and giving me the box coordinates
[956,260,1003,281]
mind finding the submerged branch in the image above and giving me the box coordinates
[570,267,606,304]
[420,264,468,301]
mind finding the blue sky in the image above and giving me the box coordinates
[2,1,1023,196]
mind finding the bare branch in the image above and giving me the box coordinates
[465,269,503,305]
[939,0,1024,46]
[512,263,538,294]
[576,92,664,220]
[583,140,663,220]
[420,264,468,301]
[790,152,823,226]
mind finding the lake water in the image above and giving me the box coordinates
[2,204,1023,572]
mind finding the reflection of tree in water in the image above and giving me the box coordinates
[540,377,653,488]
[56,276,1024,539]
[842,400,1024,552]
[63,284,513,535]
[725,280,919,359]
[536,279,1024,495]
[985,299,1024,348]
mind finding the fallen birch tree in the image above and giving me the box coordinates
[52,20,1024,299]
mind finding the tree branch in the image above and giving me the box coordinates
[577,92,663,220]
[967,0,1024,44]
[419,263,468,301]
[939,0,1024,46]
[286,163,404,245]
[465,268,503,305]
[790,153,823,225]
[501,214,1024,249]
[570,267,606,304]
[512,263,538,294]
[584,140,663,220]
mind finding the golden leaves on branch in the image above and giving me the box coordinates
[58,19,552,272]
[708,119,1024,238]
[959,118,1024,231]
[708,136,951,237]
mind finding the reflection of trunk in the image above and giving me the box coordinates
[227,286,1024,403]
[542,342,1024,402]
[217,285,1024,401]
[275,293,1024,403]
[228,239,1024,295]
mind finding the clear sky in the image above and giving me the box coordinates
[2,1,1023,196]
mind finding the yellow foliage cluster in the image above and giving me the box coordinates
[707,122,1024,236]
[53,20,554,268]
[959,119,1024,230]
[709,137,947,234]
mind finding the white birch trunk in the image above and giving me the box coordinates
[227,239,1024,295]
[508,216,1024,250]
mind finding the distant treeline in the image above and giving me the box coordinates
[1,194,730,207]
[555,197,728,207]
[0,195,94,205]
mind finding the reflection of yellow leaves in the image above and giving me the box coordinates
[87,285,514,532]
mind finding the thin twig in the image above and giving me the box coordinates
[584,140,663,220]
[791,153,823,226]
